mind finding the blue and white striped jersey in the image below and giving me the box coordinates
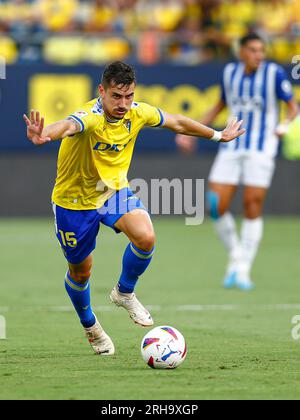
[220,61,294,157]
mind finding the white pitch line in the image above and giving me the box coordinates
[50,305,120,313]
[3,304,300,313]
[48,304,300,313]
[271,304,300,310]
[177,304,238,311]
[49,305,162,313]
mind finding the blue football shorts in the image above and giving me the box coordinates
[52,188,147,264]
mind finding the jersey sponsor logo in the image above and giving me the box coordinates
[231,96,264,113]
[93,138,133,153]
[74,111,88,118]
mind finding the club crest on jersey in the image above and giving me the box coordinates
[124,119,132,133]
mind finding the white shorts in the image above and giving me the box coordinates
[208,151,276,188]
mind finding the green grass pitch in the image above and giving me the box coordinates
[1,217,300,400]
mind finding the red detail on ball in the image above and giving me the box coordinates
[182,345,187,359]
[148,356,155,368]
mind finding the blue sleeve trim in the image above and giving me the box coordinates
[154,108,165,127]
[69,115,85,133]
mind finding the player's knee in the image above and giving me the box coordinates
[244,194,264,219]
[69,268,91,284]
[206,190,226,220]
[134,231,156,252]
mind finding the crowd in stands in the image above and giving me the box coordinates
[0,0,299,65]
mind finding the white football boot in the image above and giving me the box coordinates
[110,287,154,327]
[235,262,254,291]
[236,271,255,291]
[84,318,115,355]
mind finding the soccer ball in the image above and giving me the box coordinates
[141,326,187,369]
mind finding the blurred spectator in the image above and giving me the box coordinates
[256,0,292,37]
[136,30,161,65]
[152,0,185,32]
[5,0,34,29]
[135,0,185,32]
[0,36,18,64]
[290,0,300,35]
[213,0,256,39]
[169,15,204,65]
[36,0,79,32]
[82,0,118,33]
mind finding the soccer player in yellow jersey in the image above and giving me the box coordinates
[23,61,244,355]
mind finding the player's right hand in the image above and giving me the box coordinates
[23,110,51,145]
[175,134,197,155]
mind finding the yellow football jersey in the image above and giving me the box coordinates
[52,98,164,210]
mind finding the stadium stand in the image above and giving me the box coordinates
[0,0,299,65]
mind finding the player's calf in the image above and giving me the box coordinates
[118,242,155,294]
[113,211,155,325]
[64,271,116,352]
[64,271,96,327]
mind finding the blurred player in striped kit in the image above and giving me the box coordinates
[176,34,298,290]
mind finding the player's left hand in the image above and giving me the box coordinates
[275,122,289,137]
[220,117,246,142]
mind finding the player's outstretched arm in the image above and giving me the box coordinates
[163,112,245,143]
[175,100,226,153]
[23,110,81,146]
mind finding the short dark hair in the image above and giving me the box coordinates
[102,61,136,89]
[240,33,264,47]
